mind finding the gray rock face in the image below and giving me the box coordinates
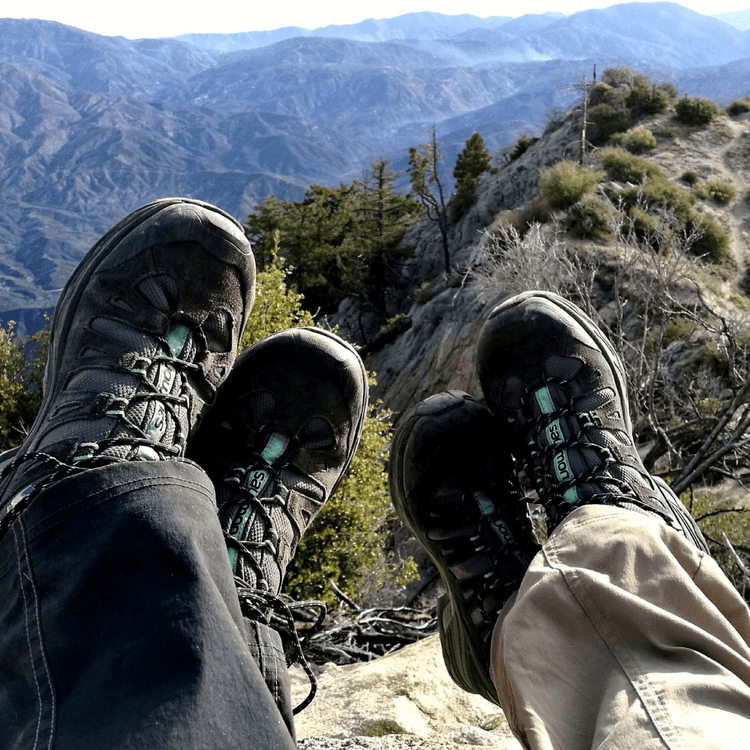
[291,635,520,749]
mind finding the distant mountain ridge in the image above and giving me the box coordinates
[0,2,749,327]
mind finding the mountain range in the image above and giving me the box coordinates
[1,1,750,329]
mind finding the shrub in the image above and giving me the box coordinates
[414,280,435,305]
[693,182,710,200]
[540,161,605,209]
[726,96,750,117]
[643,175,695,223]
[611,126,657,154]
[674,96,720,126]
[704,179,737,204]
[626,75,671,115]
[688,213,731,263]
[598,147,662,183]
[588,82,621,107]
[624,206,673,253]
[510,197,553,236]
[681,170,700,186]
[602,67,638,87]
[688,490,750,584]
[657,81,679,100]
[694,179,736,204]
[0,320,48,451]
[658,127,679,138]
[588,101,634,144]
[568,195,614,239]
[645,316,698,350]
[506,132,538,162]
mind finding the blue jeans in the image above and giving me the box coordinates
[0,459,295,749]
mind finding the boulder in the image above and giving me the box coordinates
[291,634,520,749]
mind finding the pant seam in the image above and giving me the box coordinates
[14,521,57,750]
[545,539,679,750]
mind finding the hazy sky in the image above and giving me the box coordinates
[1,0,746,38]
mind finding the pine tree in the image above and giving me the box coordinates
[452,132,492,221]
[346,158,420,318]
[246,164,419,316]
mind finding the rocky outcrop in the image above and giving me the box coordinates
[329,107,584,420]
[291,634,520,749]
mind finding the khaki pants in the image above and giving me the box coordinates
[489,505,750,750]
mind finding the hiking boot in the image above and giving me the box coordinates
[0,198,256,531]
[476,290,709,553]
[389,390,540,705]
[187,327,368,606]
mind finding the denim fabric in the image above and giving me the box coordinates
[0,459,295,750]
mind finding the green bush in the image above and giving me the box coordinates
[568,195,614,239]
[688,490,750,584]
[588,101,634,144]
[704,179,737,204]
[658,127,679,139]
[414,280,435,305]
[624,206,673,253]
[509,197,553,237]
[688,213,731,263]
[598,147,662,183]
[645,316,698,350]
[611,126,657,154]
[726,96,750,117]
[643,175,695,223]
[540,161,605,209]
[602,67,638,87]
[0,320,48,451]
[681,170,700,186]
[588,82,622,107]
[613,172,694,226]
[626,75,672,115]
[657,81,679,100]
[506,132,538,162]
[674,96,720,126]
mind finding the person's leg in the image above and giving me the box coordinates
[489,504,750,750]
[0,198,296,749]
[0,459,293,750]
[476,291,750,749]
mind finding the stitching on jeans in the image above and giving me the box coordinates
[19,520,57,750]
[14,525,43,750]
[22,474,214,540]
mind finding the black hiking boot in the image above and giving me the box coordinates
[188,326,368,599]
[389,391,540,705]
[187,327,368,713]
[0,198,256,535]
[476,290,709,552]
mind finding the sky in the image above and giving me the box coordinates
[0,0,747,39]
